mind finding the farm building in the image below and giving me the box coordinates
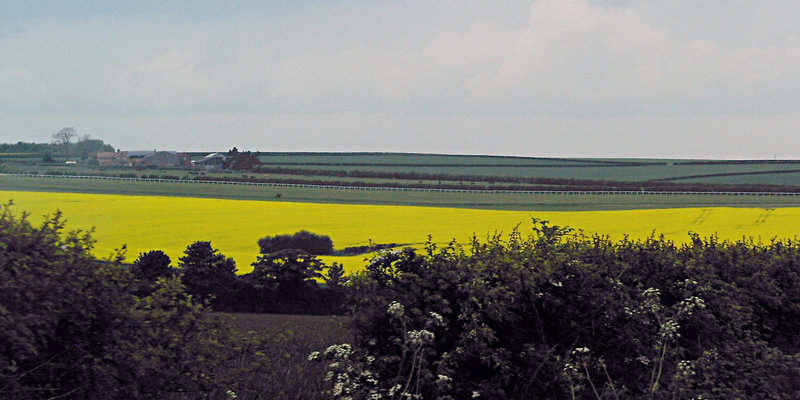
[96,151,132,167]
[130,151,191,167]
[193,152,227,169]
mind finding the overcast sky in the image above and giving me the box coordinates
[1,0,798,158]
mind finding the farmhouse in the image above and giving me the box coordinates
[96,151,132,167]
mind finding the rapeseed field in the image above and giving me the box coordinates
[2,190,799,274]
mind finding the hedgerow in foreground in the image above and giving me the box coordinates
[315,220,800,399]
[0,202,269,399]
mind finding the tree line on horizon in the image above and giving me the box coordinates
[1,127,115,162]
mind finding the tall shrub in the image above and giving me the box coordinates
[179,241,237,301]
[0,203,267,399]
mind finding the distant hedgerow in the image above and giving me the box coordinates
[258,230,334,255]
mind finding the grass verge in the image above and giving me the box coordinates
[206,313,352,400]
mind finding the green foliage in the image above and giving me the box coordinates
[131,249,174,282]
[257,230,334,255]
[324,262,347,289]
[236,248,345,315]
[0,141,60,154]
[0,138,113,160]
[225,147,262,171]
[74,136,114,160]
[179,241,237,300]
[320,220,800,399]
[0,202,269,399]
[250,248,324,292]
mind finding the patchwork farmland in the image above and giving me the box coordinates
[8,152,800,195]
[3,152,800,273]
[5,150,800,399]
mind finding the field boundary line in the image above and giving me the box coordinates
[3,173,800,197]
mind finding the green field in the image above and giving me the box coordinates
[267,162,800,182]
[252,152,800,183]
[3,175,800,211]
[253,152,613,166]
[7,152,800,190]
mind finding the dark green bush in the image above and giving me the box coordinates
[316,220,800,399]
[0,202,268,399]
[237,249,345,314]
[258,230,334,255]
[250,248,324,292]
[131,250,174,282]
[178,241,237,303]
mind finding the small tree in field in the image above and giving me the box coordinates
[323,262,347,289]
[179,241,236,300]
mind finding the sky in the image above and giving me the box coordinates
[1,0,799,159]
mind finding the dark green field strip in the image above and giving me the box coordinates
[254,153,800,169]
[259,155,588,166]
[649,169,800,182]
[260,161,649,168]
[0,153,40,158]
[272,163,800,182]
[674,159,800,166]
[677,173,800,187]
[255,152,658,167]
[9,164,800,194]
[4,175,800,211]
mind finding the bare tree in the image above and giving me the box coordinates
[52,127,77,155]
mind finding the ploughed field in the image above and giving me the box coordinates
[3,189,800,274]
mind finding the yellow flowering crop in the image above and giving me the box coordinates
[2,190,799,274]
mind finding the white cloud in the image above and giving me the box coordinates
[464,0,800,114]
[238,0,799,116]
[4,0,798,117]
[1,0,799,157]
